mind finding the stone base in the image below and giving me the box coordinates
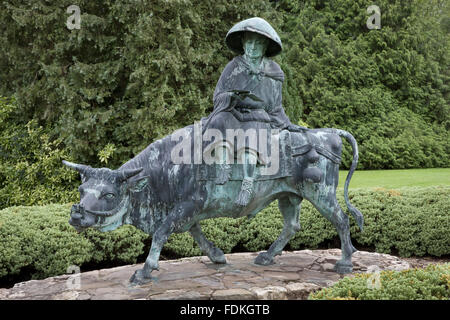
[0,249,412,300]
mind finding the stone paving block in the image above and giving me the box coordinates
[250,286,288,300]
[148,289,211,300]
[285,282,320,299]
[212,288,256,300]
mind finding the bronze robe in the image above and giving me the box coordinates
[202,55,293,162]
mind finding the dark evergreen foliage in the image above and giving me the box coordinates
[277,0,449,169]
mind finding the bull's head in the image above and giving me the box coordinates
[62,160,148,232]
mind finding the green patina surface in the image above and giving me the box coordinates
[61,17,365,285]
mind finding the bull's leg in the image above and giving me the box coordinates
[129,222,172,285]
[310,196,356,274]
[190,223,227,264]
[130,202,195,286]
[254,195,302,266]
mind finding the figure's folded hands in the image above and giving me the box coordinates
[229,91,266,110]
[229,90,263,101]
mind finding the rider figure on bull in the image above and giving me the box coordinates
[203,17,306,206]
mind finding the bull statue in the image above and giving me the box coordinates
[63,17,364,286]
[63,125,364,286]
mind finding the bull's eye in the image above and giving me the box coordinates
[102,193,116,200]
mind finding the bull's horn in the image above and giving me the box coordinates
[119,167,143,180]
[62,160,92,175]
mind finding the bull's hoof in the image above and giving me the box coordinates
[129,269,155,286]
[254,252,274,266]
[209,247,227,264]
[334,261,353,274]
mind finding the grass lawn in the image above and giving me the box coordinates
[338,168,450,189]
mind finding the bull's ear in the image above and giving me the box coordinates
[128,176,149,193]
[119,167,143,181]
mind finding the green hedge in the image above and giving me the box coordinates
[309,263,450,300]
[0,204,148,280]
[0,187,448,282]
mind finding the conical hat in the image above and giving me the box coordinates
[225,17,282,57]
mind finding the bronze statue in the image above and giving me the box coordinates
[63,17,364,286]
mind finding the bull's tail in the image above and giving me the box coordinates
[322,128,364,231]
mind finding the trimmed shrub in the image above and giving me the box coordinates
[0,204,148,280]
[309,263,450,300]
[347,187,450,257]
[0,186,448,282]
